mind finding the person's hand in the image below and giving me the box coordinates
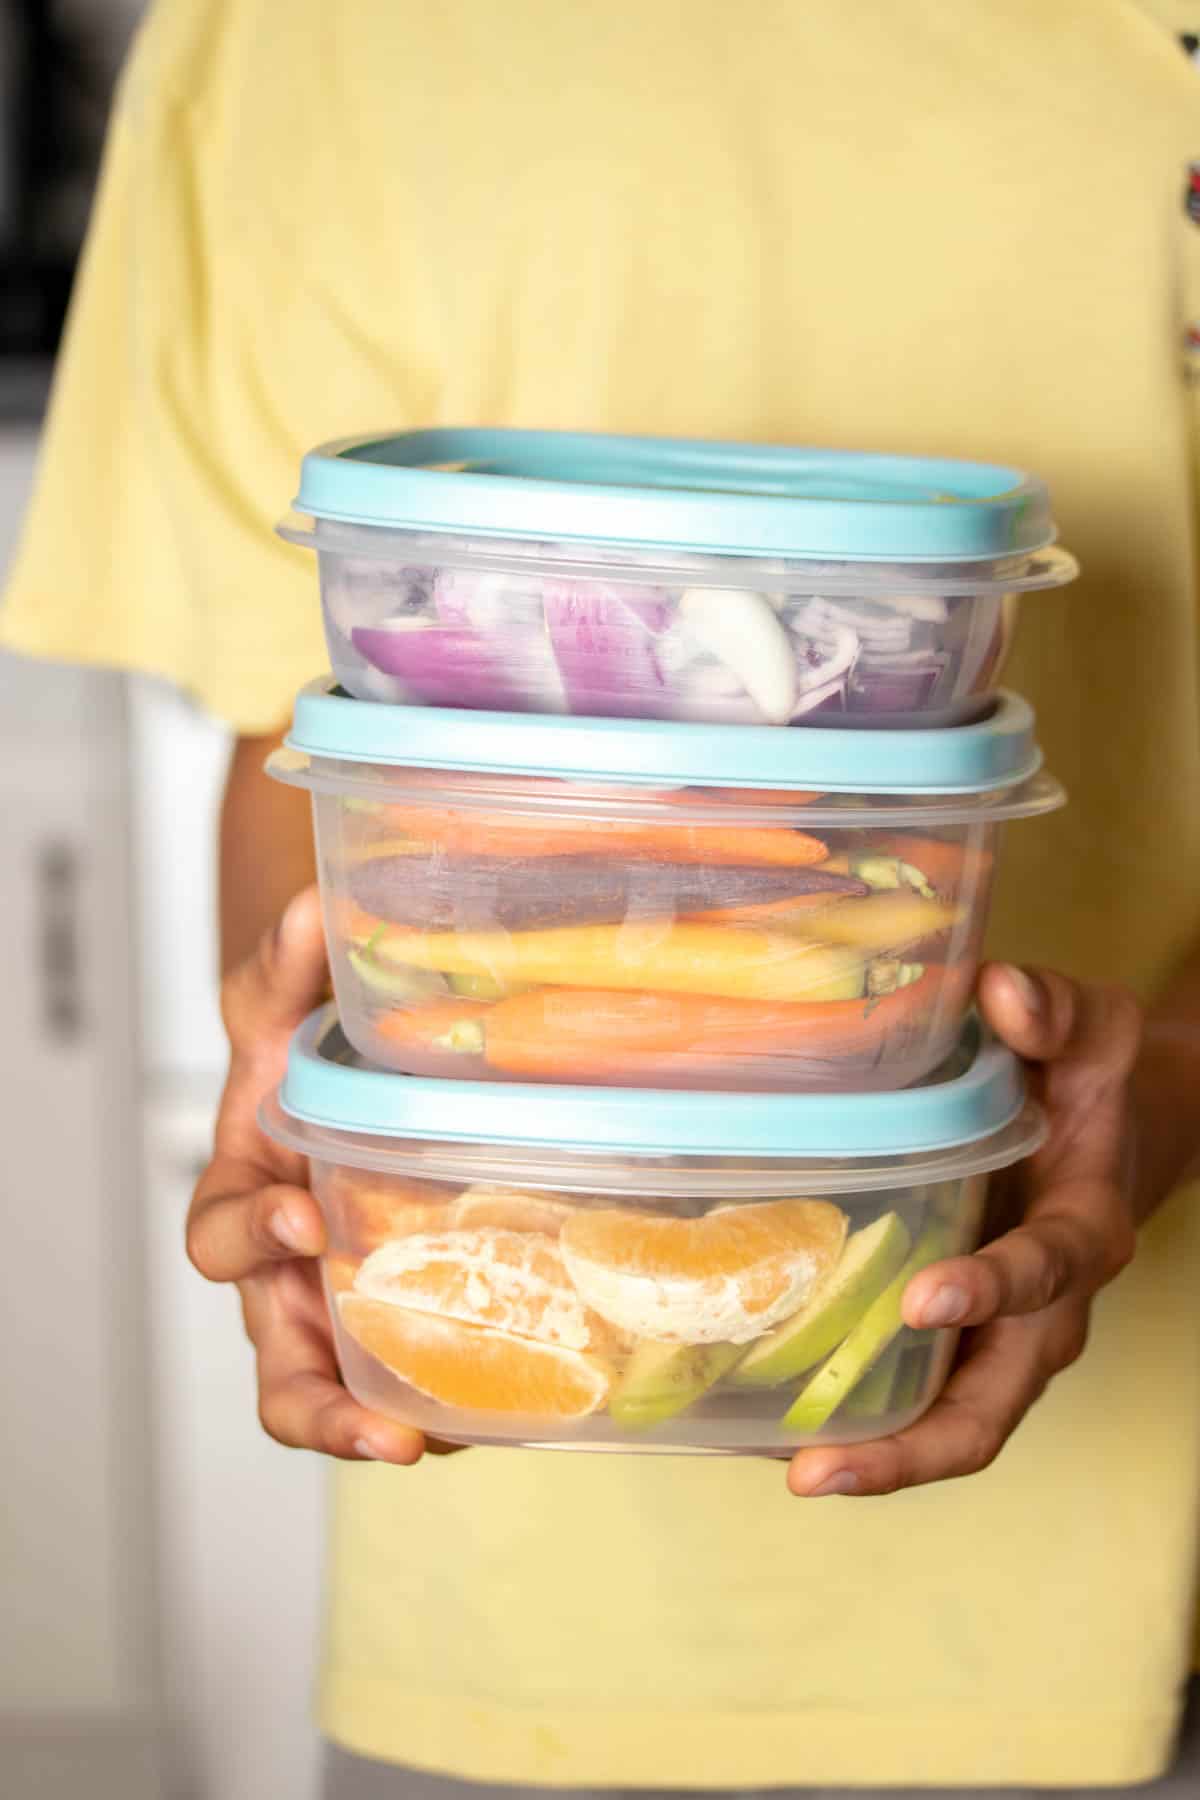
[787,963,1142,1498]
[187,887,428,1466]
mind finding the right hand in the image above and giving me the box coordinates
[187,887,427,1465]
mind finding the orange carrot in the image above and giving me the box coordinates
[373,998,493,1066]
[479,967,966,1082]
[331,895,389,945]
[365,805,828,868]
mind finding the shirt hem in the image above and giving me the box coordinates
[319,1679,1185,1790]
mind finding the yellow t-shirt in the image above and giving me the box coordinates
[6,0,1200,1785]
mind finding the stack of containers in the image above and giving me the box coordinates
[263,430,1074,1454]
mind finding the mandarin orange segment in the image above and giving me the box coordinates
[338,1297,610,1418]
[323,1253,362,1296]
[325,1168,453,1254]
[560,1199,847,1346]
[352,1227,610,1353]
[449,1186,576,1236]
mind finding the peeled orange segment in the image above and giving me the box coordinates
[352,1227,609,1353]
[561,1200,847,1346]
[450,1187,576,1236]
[323,1253,362,1296]
[325,1169,453,1254]
[338,1297,610,1419]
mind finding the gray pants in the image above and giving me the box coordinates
[323,1679,1199,1798]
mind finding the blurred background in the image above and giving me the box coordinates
[0,5,324,1796]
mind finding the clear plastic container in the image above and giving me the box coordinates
[270,684,1063,1094]
[262,1010,1045,1454]
[280,430,1077,729]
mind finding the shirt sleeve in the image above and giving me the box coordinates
[0,1,428,735]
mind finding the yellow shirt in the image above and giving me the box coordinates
[6,0,1200,1785]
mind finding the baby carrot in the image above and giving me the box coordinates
[785,891,962,951]
[480,971,949,1081]
[364,805,829,868]
[373,920,868,1003]
[373,998,493,1059]
[864,835,992,898]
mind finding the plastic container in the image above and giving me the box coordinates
[280,429,1077,729]
[262,1010,1045,1454]
[270,682,1063,1093]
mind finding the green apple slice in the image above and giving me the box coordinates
[841,1342,902,1420]
[609,1340,743,1430]
[891,1337,936,1415]
[781,1221,949,1432]
[731,1212,911,1388]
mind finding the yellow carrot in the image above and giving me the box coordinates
[375,921,868,1003]
[755,891,961,951]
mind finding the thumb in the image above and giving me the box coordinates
[977,962,1142,1094]
[221,886,330,1052]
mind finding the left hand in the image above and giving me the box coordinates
[787,963,1143,1498]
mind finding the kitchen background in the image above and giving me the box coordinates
[0,5,323,1796]
[3,9,1198,1800]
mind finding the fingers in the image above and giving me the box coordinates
[213,886,330,1157]
[188,1167,326,1283]
[221,886,330,1057]
[977,963,1142,1084]
[242,1267,425,1465]
[788,1303,1089,1498]
[903,1211,1115,1330]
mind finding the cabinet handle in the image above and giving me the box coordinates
[37,840,85,1042]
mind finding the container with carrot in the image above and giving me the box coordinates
[270,682,1063,1092]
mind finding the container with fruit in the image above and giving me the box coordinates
[262,1010,1044,1453]
[269,682,1062,1093]
[280,429,1076,730]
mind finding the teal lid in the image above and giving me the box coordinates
[267,1008,1036,1168]
[292,429,1060,564]
[281,679,1054,799]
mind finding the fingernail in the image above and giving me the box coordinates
[1005,965,1043,1017]
[354,1437,385,1461]
[807,1471,861,1498]
[270,1208,312,1253]
[919,1283,969,1327]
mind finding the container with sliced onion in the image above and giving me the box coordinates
[280,429,1077,730]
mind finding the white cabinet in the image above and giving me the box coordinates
[132,678,324,1800]
[0,432,163,1796]
[0,425,323,1800]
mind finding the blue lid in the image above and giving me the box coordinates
[270,1008,1030,1163]
[293,429,1058,563]
[282,679,1048,797]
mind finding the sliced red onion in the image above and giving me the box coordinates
[674,589,797,724]
[785,594,914,655]
[540,580,674,718]
[434,570,566,710]
[351,620,537,711]
[789,623,860,720]
[846,650,948,714]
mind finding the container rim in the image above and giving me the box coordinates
[286,429,1068,566]
[261,1009,1047,1184]
[272,681,1063,811]
[277,512,1080,597]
